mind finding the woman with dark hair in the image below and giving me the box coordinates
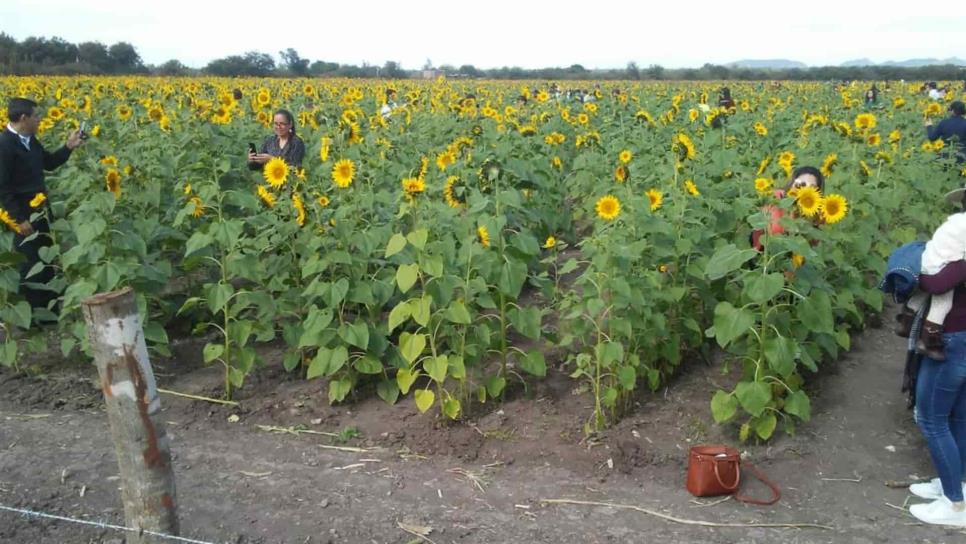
[751,166,825,251]
[925,101,966,164]
[248,108,305,170]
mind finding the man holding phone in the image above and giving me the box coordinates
[0,97,84,319]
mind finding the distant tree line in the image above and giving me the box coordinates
[2,34,965,82]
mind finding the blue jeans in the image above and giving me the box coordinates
[916,331,966,502]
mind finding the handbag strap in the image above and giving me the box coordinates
[711,457,740,490]
[733,462,781,505]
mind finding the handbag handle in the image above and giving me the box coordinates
[712,457,740,490]
[734,462,781,505]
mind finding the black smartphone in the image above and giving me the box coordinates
[248,142,257,155]
[79,121,89,140]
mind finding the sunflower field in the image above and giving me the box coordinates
[1,76,963,440]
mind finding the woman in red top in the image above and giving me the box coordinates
[751,166,825,251]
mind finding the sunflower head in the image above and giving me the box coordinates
[646,189,663,211]
[619,149,633,164]
[821,193,848,224]
[795,186,823,217]
[477,225,491,248]
[263,157,289,188]
[595,195,621,221]
[332,159,356,188]
[754,177,773,195]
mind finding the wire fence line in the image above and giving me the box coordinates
[0,503,223,544]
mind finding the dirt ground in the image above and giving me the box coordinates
[3,312,966,544]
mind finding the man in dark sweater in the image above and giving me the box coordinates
[926,100,966,164]
[0,97,84,318]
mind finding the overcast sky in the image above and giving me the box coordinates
[3,0,965,70]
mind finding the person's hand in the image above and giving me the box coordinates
[252,153,272,164]
[925,119,934,127]
[66,129,83,150]
[17,221,34,236]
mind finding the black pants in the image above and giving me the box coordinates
[14,214,57,314]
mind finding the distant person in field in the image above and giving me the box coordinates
[925,101,966,164]
[928,82,945,100]
[711,87,736,128]
[864,86,879,107]
[248,108,304,170]
[0,97,85,318]
[381,89,399,119]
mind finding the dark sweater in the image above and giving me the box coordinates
[926,116,966,162]
[919,260,966,332]
[0,128,72,221]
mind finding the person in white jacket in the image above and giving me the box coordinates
[898,187,966,360]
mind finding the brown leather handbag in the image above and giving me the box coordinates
[686,445,781,505]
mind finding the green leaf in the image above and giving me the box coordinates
[206,282,234,313]
[399,332,426,364]
[228,367,245,389]
[395,263,419,293]
[6,301,32,330]
[414,389,435,413]
[228,320,253,348]
[203,343,224,363]
[338,321,370,350]
[763,335,796,378]
[377,379,400,404]
[444,301,472,324]
[711,390,738,423]
[519,350,547,377]
[783,390,812,422]
[442,397,461,419]
[799,290,834,334]
[329,278,350,307]
[421,255,444,278]
[508,307,541,340]
[449,355,466,380]
[60,337,76,359]
[738,423,751,443]
[617,366,636,390]
[307,346,348,379]
[410,295,432,327]
[712,301,755,348]
[835,329,851,350]
[497,260,527,298]
[385,233,407,257]
[283,351,301,372]
[735,381,772,417]
[76,217,106,245]
[328,378,352,404]
[396,368,418,394]
[743,272,785,304]
[298,307,334,348]
[485,376,506,398]
[184,231,212,257]
[406,229,428,250]
[354,355,383,375]
[424,355,448,383]
[754,412,778,440]
[705,244,758,280]
[388,302,411,332]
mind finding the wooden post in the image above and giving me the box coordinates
[82,287,179,543]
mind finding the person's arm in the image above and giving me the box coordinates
[42,130,82,170]
[920,260,966,294]
[0,143,23,221]
[925,120,942,141]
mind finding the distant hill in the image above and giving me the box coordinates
[727,59,808,69]
[880,57,966,67]
[840,58,875,67]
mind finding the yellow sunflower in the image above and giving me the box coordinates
[117,104,132,121]
[105,169,121,197]
[646,189,663,211]
[595,195,621,221]
[0,208,22,234]
[332,159,355,188]
[29,192,46,208]
[619,149,633,164]
[673,133,696,161]
[684,180,700,197]
[888,130,901,144]
[754,177,773,195]
[543,235,556,249]
[292,192,306,227]
[401,177,425,195]
[189,196,204,218]
[820,154,838,178]
[821,193,848,224]
[263,157,289,188]
[317,195,331,207]
[256,185,275,208]
[477,225,491,248]
[867,133,881,146]
[795,186,823,217]
[614,165,628,183]
[753,122,768,136]
[320,137,331,162]
[854,113,876,131]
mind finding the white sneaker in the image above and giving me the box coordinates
[910,497,966,527]
[910,478,966,500]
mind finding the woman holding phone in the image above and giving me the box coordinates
[248,108,305,170]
